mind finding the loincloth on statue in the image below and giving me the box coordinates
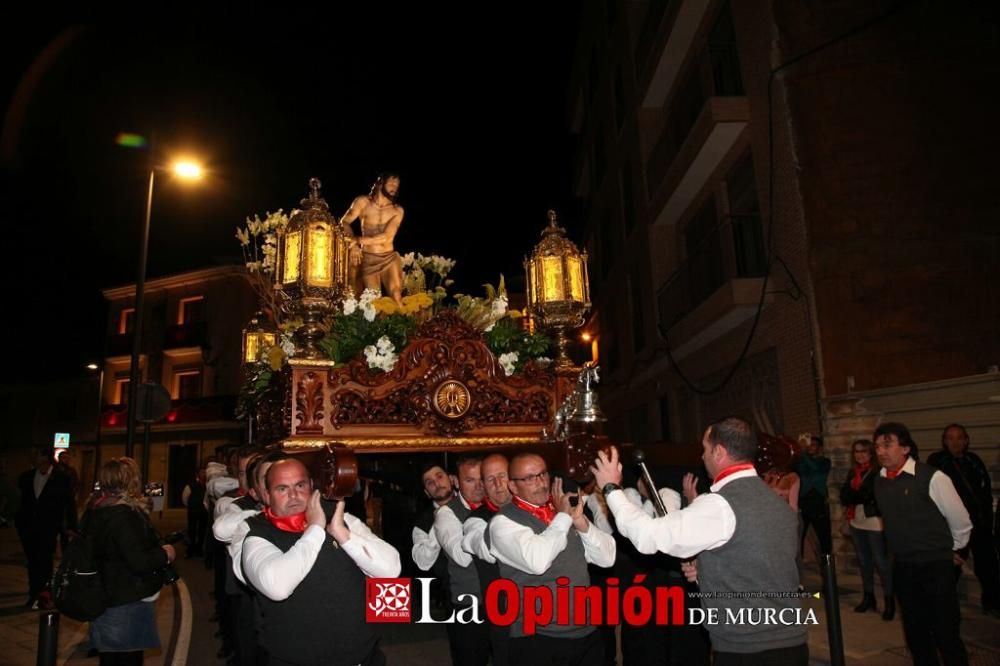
[361,250,402,279]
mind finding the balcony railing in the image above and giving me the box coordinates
[164,321,207,349]
[658,214,766,329]
[101,394,236,428]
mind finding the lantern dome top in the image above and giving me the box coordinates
[531,210,586,259]
[290,177,332,222]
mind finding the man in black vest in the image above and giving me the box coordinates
[427,455,490,665]
[873,422,972,666]
[593,417,807,666]
[15,446,76,609]
[462,453,513,666]
[241,458,400,666]
[411,462,453,612]
[927,423,1000,617]
[489,453,616,666]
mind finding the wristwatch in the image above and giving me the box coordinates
[602,482,623,496]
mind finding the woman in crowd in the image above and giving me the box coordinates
[839,438,894,620]
[86,457,175,665]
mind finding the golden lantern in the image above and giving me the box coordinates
[274,178,353,359]
[524,210,591,372]
[242,311,278,366]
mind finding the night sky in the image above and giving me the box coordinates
[1,15,584,382]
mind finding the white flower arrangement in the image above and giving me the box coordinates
[364,336,398,373]
[498,351,519,376]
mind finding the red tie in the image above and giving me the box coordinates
[886,463,906,480]
[713,463,757,485]
[262,506,308,533]
[512,495,557,525]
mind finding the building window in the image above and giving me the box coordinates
[118,308,135,335]
[726,153,766,277]
[659,393,672,440]
[613,68,626,133]
[708,1,744,97]
[600,212,616,279]
[115,378,130,405]
[684,197,725,306]
[622,167,636,234]
[174,369,202,400]
[631,275,646,354]
[646,64,704,193]
[178,296,205,325]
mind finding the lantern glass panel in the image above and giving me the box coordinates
[306,224,333,287]
[566,256,584,302]
[541,256,565,302]
[244,331,277,364]
[282,231,302,284]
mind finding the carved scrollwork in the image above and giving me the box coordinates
[325,311,555,437]
[296,371,325,434]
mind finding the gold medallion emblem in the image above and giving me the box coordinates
[433,380,471,419]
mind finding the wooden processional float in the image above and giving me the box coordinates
[252,310,614,499]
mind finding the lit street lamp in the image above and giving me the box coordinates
[125,158,204,457]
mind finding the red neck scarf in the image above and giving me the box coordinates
[511,495,557,525]
[713,463,757,485]
[846,462,873,520]
[465,498,482,511]
[885,459,908,480]
[483,498,500,513]
[262,506,308,533]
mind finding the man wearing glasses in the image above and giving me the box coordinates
[489,454,616,666]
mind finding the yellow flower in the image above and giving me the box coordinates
[373,297,398,315]
[399,292,433,314]
[267,345,285,371]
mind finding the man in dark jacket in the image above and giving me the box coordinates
[874,422,972,665]
[15,447,77,608]
[928,423,1000,617]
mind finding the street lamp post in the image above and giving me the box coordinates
[87,363,104,489]
[124,160,203,458]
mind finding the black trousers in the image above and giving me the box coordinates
[445,613,491,666]
[508,630,604,666]
[713,642,808,666]
[799,492,832,556]
[18,526,57,598]
[229,590,260,666]
[186,509,207,556]
[964,521,1000,611]
[896,559,968,666]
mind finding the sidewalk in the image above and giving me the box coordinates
[0,512,189,666]
[800,562,1000,665]
[2,514,998,665]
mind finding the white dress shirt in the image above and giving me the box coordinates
[242,513,401,601]
[411,524,440,571]
[605,468,756,559]
[488,507,616,576]
[879,457,972,550]
[462,512,498,562]
[34,468,51,499]
[433,497,474,567]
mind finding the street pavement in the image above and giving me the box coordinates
[1,509,997,665]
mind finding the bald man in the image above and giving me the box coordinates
[241,458,400,666]
[489,454,615,665]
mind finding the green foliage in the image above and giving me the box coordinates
[236,363,275,421]
[484,317,552,369]
[318,312,417,366]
